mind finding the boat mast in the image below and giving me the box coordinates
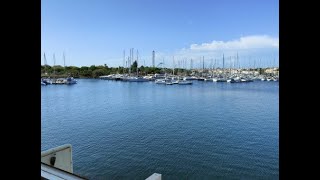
[63,52,66,76]
[210,58,213,77]
[230,56,232,76]
[177,60,180,76]
[232,56,234,76]
[123,50,125,74]
[237,53,240,69]
[236,52,239,75]
[136,50,139,76]
[202,56,204,77]
[184,59,186,74]
[43,52,47,76]
[129,48,132,76]
[53,53,56,78]
[214,59,216,77]
[127,56,129,74]
[223,54,225,78]
[163,58,165,76]
[173,56,175,75]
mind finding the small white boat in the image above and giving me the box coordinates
[155,79,166,84]
[41,78,52,85]
[213,78,227,82]
[126,76,149,82]
[227,79,237,83]
[172,80,179,84]
[178,80,192,85]
[183,76,197,81]
[65,77,77,84]
[53,78,67,84]
[227,78,241,83]
[197,77,206,81]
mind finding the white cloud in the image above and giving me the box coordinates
[189,35,278,51]
[145,35,279,68]
[104,35,279,68]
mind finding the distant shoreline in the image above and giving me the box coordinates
[41,65,279,79]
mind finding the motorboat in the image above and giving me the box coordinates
[178,80,192,85]
[126,76,149,82]
[155,79,166,84]
[65,77,77,84]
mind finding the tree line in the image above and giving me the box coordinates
[41,61,191,78]
[41,61,277,78]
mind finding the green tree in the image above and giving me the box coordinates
[92,69,106,78]
[89,65,96,71]
[53,65,65,75]
[131,61,138,74]
[80,66,89,72]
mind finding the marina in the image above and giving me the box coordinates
[41,68,278,86]
[41,0,279,178]
[97,69,278,85]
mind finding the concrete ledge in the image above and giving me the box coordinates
[41,144,73,173]
[145,173,162,180]
[41,162,87,180]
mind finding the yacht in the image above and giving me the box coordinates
[126,76,149,82]
[213,77,227,82]
[66,77,77,84]
[227,76,241,83]
[41,78,52,85]
[178,80,192,85]
[155,79,166,84]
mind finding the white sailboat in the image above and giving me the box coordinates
[213,54,227,82]
[64,52,77,85]
[41,53,53,85]
[125,50,148,82]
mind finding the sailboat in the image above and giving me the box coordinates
[213,54,227,82]
[41,53,52,85]
[126,50,148,82]
[64,52,77,85]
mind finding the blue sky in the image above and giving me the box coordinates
[41,0,279,68]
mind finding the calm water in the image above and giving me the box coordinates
[41,79,279,179]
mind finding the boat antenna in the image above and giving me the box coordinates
[223,54,225,78]
[123,50,125,74]
[137,50,139,75]
[53,53,56,78]
[63,52,65,67]
[173,56,175,75]
[43,53,47,76]
[44,52,47,65]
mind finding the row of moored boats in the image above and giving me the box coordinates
[41,77,77,85]
[99,74,279,85]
